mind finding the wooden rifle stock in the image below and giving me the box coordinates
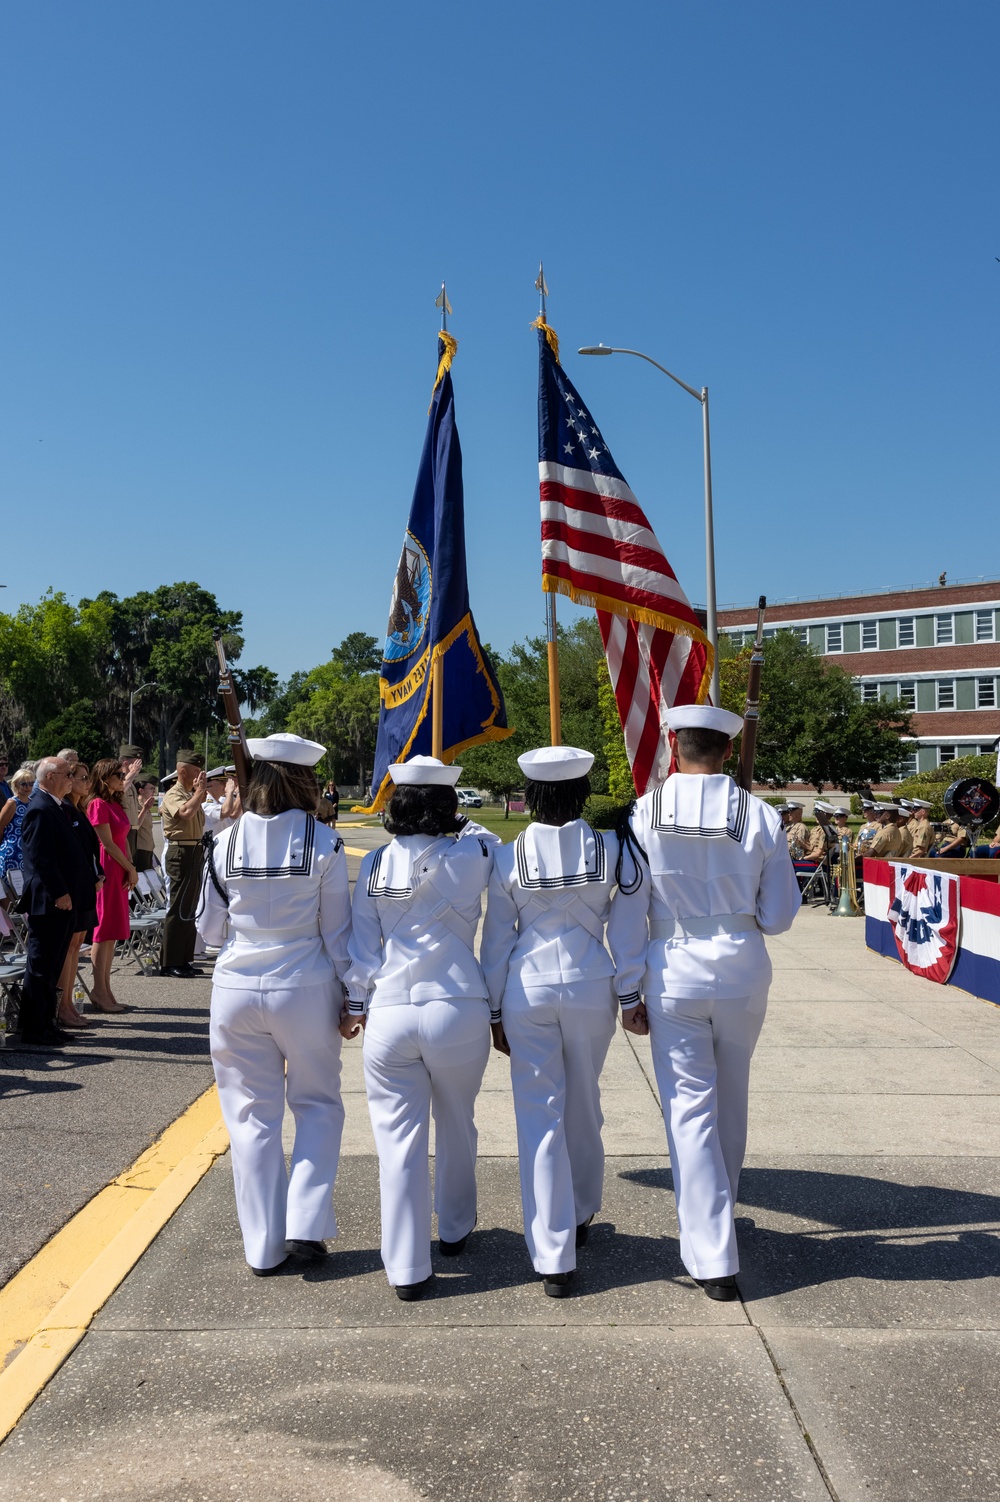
[213,627,253,801]
[735,596,766,792]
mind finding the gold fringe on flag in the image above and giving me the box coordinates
[530,315,560,366]
[428,330,459,410]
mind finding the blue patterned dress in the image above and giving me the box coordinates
[0,797,28,881]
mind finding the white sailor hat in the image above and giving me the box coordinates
[664,704,744,739]
[517,745,595,782]
[246,733,326,768]
[159,771,177,786]
[909,798,933,809]
[388,754,462,786]
[206,765,236,780]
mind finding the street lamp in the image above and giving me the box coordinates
[578,343,719,706]
[128,682,157,745]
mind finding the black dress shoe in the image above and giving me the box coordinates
[17,1031,66,1050]
[250,1257,289,1277]
[694,1275,739,1302]
[286,1239,328,1259]
[160,965,204,978]
[576,1214,595,1248]
[394,1275,435,1302]
[542,1271,574,1298]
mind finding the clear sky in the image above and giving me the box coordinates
[2,2,998,680]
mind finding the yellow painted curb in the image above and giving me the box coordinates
[0,1085,228,1443]
[342,845,370,858]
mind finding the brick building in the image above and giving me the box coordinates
[718,579,1000,780]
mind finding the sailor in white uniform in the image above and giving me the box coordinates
[608,705,800,1300]
[198,733,351,1277]
[481,746,633,1297]
[202,765,241,835]
[342,756,497,1301]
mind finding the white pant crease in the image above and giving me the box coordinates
[210,982,345,1270]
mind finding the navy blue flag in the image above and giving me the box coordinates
[361,335,510,812]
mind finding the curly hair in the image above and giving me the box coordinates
[88,758,124,807]
[384,783,464,838]
[243,760,321,817]
[524,774,592,827]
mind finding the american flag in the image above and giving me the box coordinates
[536,324,714,795]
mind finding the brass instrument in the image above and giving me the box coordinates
[831,832,861,917]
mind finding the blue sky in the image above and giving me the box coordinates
[2,2,998,680]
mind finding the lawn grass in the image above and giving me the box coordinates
[464,810,531,845]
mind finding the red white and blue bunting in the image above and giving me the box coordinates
[888,865,960,983]
[864,859,1000,1006]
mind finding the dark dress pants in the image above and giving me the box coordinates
[21,909,75,1037]
[160,844,204,969]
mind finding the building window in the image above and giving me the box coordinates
[937,680,956,709]
[978,678,996,708]
[861,620,877,650]
[797,627,808,647]
[862,682,878,703]
[980,743,998,756]
[976,610,995,643]
[826,623,842,653]
[936,614,954,644]
[938,745,957,764]
[898,616,915,647]
[897,751,918,778]
[899,681,916,709]
[763,628,776,640]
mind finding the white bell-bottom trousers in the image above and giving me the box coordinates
[645,989,767,1279]
[503,979,617,1275]
[362,997,490,1287]
[210,982,345,1271]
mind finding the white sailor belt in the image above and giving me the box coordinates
[649,913,759,940]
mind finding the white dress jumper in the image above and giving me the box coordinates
[481,821,622,1276]
[198,810,351,1271]
[345,833,494,1288]
[607,775,800,1280]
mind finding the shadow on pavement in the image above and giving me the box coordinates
[621,1164,1000,1294]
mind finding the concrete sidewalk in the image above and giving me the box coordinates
[2,906,999,1499]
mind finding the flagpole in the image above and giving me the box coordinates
[536,262,562,745]
[431,282,453,760]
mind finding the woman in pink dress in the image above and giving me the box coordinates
[87,758,138,1012]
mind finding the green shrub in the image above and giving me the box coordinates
[584,794,633,830]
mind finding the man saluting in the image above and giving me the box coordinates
[608,705,800,1301]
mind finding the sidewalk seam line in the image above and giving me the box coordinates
[751,1323,842,1502]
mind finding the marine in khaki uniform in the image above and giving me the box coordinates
[866,805,905,861]
[782,804,814,860]
[908,800,935,858]
[159,749,208,976]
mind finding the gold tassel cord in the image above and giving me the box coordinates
[530,315,560,365]
[428,330,459,409]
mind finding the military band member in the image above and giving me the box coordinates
[199,734,351,1277]
[908,800,935,858]
[159,750,208,976]
[895,805,914,858]
[866,805,905,861]
[481,746,623,1298]
[856,802,879,852]
[608,705,801,1301]
[782,802,814,860]
[343,756,497,1302]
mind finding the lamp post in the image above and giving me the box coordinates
[128,682,157,746]
[578,343,719,706]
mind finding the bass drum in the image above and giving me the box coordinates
[943,777,1000,827]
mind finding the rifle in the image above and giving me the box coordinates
[213,627,253,801]
[735,596,766,793]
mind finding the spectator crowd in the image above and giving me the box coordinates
[0,741,341,1050]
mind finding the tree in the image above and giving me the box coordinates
[331,632,382,676]
[459,736,525,815]
[596,660,633,802]
[30,700,111,765]
[719,631,913,791]
[287,664,381,788]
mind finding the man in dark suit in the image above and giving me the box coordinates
[19,757,94,1047]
